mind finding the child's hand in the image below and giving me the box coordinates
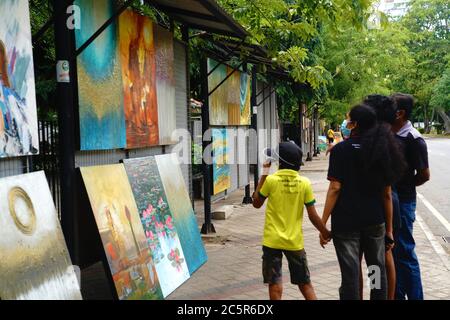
[319,230,332,248]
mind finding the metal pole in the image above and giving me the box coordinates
[52,0,78,264]
[200,56,215,234]
[313,106,319,156]
[252,66,259,193]
[242,63,252,204]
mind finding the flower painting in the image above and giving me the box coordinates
[124,157,190,298]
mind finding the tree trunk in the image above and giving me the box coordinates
[437,108,450,134]
[426,107,435,134]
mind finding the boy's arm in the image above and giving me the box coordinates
[307,205,331,239]
[252,162,271,208]
[322,180,341,225]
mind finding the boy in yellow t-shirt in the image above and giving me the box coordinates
[252,142,331,300]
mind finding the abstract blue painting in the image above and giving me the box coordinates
[156,154,208,275]
[75,0,126,150]
[0,0,39,157]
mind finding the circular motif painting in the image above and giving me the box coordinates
[8,187,36,235]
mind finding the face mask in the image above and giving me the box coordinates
[341,120,351,139]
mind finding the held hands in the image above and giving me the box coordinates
[319,229,332,249]
[385,232,395,251]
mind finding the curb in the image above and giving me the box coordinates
[416,214,450,271]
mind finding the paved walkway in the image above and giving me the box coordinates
[168,156,450,300]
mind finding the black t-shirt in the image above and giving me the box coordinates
[395,131,429,201]
[327,137,385,232]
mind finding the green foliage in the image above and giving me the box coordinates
[430,68,450,111]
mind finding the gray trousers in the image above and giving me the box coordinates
[333,223,387,300]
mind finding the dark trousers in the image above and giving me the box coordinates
[333,224,387,300]
[393,200,424,300]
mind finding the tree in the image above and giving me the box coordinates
[398,0,449,130]
[318,20,414,124]
[216,0,371,123]
[430,67,450,133]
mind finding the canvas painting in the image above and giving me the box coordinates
[154,24,176,145]
[156,154,208,275]
[123,157,190,297]
[0,171,82,300]
[0,0,39,157]
[208,58,228,126]
[75,0,126,151]
[212,128,231,194]
[240,72,251,125]
[227,66,241,126]
[119,10,159,148]
[80,164,163,300]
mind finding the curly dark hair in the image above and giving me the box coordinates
[349,104,406,189]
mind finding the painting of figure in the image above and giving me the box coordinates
[124,157,190,297]
[0,0,39,157]
[80,164,163,300]
[154,25,176,145]
[208,58,228,126]
[0,172,82,300]
[119,10,159,148]
[156,154,207,275]
[75,0,126,151]
[212,128,231,194]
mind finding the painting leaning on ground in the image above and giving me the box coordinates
[0,172,82,300]
[156,153,208,275]
[124,156,190,298]
[81,164,164,300]
[0,0,39,158]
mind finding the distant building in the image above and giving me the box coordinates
[378,0,411,18]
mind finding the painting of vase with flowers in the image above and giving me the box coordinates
[124,157,190,298]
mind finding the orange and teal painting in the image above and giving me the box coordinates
[119,10,159,148]
[75,0,126,151]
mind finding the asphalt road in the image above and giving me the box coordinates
[416,138,450,241]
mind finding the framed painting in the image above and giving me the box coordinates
[208,58,228,126]
[0,0,39,157]
[212,128,231,195]
[123,157,190,297]
[154,24,176,145]
[239,72,251,125]
[75,0,126,151]
[155,154,207,275]
[81,164,163,300]
[227,66,241,126]
[0,171,81,300]
[119,10,159,148]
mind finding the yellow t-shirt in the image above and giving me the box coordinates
[259,169,316,251]
[327,129,335,139]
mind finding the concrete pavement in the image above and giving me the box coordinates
[168,153,450,300]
